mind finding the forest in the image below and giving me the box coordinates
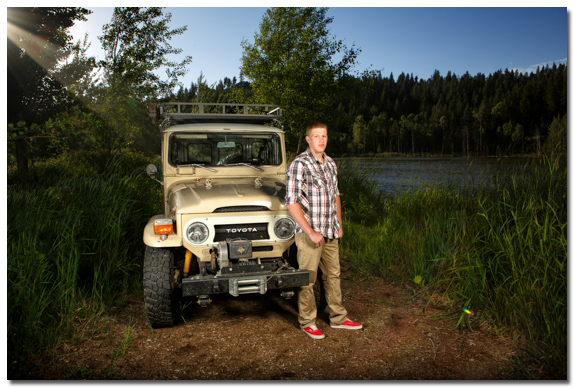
[7,7,567,379]
[168,65,568,158]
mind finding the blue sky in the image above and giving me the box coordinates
[70,7,568,90]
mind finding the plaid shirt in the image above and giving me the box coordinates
[285,148,340,239]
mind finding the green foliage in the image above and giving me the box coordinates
[240,7,360,151]
[337,159,389,224]
[8,121,40,140]
[338,156,567,378]
[352,115,366,153]
[7,7,92,124]
[7,151,162,374]
[99,7,192,99]
[542,115,567,155]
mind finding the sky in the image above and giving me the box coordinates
[65,6,569,90]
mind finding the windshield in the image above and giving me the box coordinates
[169,132,282,167]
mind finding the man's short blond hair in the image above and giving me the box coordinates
[306,121,328,136]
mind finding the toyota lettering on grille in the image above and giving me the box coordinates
[226,227,258,233]
[214,223,270,241]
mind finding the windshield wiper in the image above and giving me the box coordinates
[178,163,218,173]
[224,163,264,172]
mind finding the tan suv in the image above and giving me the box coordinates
[143,103,309,327]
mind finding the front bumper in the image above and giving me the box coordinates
[182,268,309,297]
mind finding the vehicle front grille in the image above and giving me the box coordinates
[213,206,270,213]
[252,246,273,252]
[214,223,269,242]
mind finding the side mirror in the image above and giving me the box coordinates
[146,164,163,185]
[146,164,158,178]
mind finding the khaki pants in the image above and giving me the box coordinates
[295,233,348,328]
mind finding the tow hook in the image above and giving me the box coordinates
[197,295,211,307]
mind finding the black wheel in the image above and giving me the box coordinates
[143,246,179,328]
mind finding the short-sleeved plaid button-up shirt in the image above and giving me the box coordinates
[285,148,340,239]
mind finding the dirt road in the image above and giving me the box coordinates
[33,267,520,380]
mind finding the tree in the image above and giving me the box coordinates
[193,73,216,103]
[53,35,100,104]
[542,115,567,155]
[240,7,360,152]
[99,7,192,99]
[89,7,192,156]
[369,112,389,153]
[352,115,366,154]
[439,116,448,155]
[7,7,91,183]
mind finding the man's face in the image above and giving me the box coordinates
[306,126,328,155]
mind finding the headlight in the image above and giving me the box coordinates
[187,222,209,244]
[274,218,295,240]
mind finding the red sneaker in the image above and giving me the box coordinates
[302,325,325,339]
[331,319,363,330]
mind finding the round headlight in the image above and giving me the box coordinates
[274,218,295,240]
[187,222,209,244]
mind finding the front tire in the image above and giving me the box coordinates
[143,246,179,328]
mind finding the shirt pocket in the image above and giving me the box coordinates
[311,175,327,190]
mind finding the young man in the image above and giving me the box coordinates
[285,122,362,340]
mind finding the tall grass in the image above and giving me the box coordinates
[338,156,567,378]
[8,150,566,378]
[7,150,162,376]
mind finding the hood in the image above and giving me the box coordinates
[168,177,287,215]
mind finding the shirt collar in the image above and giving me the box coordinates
[305,148,325,164]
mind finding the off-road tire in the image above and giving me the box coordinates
[143,246,179,328]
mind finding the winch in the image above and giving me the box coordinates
[214,238,253,269]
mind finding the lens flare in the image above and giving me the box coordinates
[462,308,473,315]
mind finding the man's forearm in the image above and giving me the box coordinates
[286,203,326,247]
[286,203,314,235]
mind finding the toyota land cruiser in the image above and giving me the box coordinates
[143,103,309,327]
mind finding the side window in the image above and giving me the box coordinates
[170,138,188,165]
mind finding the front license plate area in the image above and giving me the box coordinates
[228,240,252,259]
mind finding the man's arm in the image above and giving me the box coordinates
[336,195,343,239]
[286,203,325,248]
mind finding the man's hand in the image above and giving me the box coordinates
[287,203,326,248]
[308,230,325,248]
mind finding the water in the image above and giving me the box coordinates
[336,157,521,195]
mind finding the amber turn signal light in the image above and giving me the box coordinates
[154,219,174,235]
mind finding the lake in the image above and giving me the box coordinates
[336,157,523,195]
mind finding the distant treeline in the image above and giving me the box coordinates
[167,64,567,157]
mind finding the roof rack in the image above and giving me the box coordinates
[148,102,282,125]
